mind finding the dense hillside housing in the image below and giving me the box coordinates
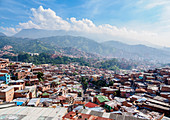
[0,58,169,120]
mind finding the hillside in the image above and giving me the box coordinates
[0,36,53,53]
[102,41,170,62]
[1,35,170,62]
[14,28,81,39]
[37,35,137,59]
[13,28,163,47]
[1,52,137,70]
[0,36,99,58]
[38,35,170,62]
[56,47,101,58]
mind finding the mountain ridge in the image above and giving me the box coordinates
[1,35,170,63]
[13,28,162,48]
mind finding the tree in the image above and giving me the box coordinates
[37,72,44,82]
[51,81,56,88]
[80,76,88,93]
[97,80,106,87]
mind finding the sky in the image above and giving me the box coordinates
[0,0,170,47]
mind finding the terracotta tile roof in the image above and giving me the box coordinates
[78,113,91,120]
[84,102,99,108]
[62,111,76,119]
[73,101,85,105]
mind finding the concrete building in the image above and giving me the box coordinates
[0,73,10,84]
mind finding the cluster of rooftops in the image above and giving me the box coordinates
[0,58,169,120]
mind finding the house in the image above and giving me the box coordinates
[14,85,36,99]
[13,70,31,79]
[25,85,37,98]
[160,92,170,101]
[94,95,110,105]
[101,87,118,97]
[37,83,50,92]
[9,79,25,90]
[27,98,40,107]
[0,69,9,74]
[14,89,30,98]
[0,73,10,84]
[135,87,147,93]
[0,58,9,69]
[120,87,134,98]
[28,78,39,85]
[104,100,120,112]
[62,111,113,120]
[84,102,99,108]
[138,99,170,115]
[160,85,170,92]
[32,67,43,74]
[147,85,158,95]
[0,86,14,102]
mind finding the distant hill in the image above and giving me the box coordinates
[0,36,100,58]
[1,35,170,62]
[57,47,101,58]
[161,47,170,52]
[13,28,83,39]
[37,35,136,59]
[38,36,170,62]
[0,36,53,53]
[14,28,163,47]
[102,41,170,62]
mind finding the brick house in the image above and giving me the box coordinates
[0,86,14,102]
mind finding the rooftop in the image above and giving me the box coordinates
[0,86,13,92]
[0,106,67,120]
[95,95,110,103]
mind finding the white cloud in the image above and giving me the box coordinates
[1,27,21,36]
[145,0,170,9]
[1,5,168,46]
[70,17,97,32]
[19,6,70,30]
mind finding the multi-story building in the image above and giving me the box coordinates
[0,73,10,84]
[0,86,14,102]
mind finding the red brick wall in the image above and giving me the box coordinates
[5,88,14,102]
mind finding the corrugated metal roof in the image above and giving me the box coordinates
[95,95,110,103]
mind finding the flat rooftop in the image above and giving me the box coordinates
[0,106,67,120]
[0,86,13,92]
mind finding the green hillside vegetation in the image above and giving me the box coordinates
[2,53,90,66]
[94,58,136,70]
[1,35,170,62]
[0,36,54,53]
[2,53,136,70]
